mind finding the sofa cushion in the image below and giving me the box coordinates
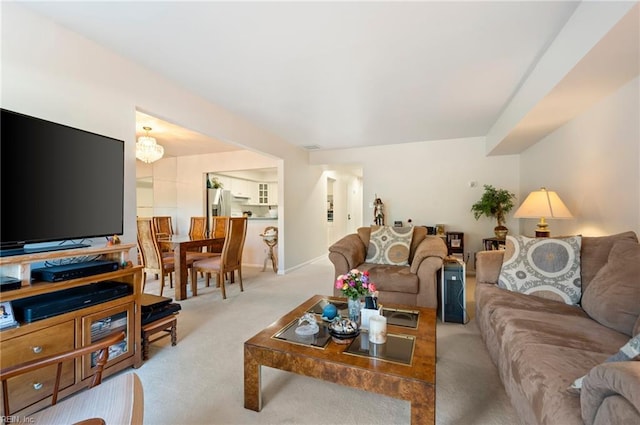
[581,239,640,336]
[358,263,419,294]
[580,231,639,292]
[570,333,640,392]
[498,235,582,305]
[491,307,628,425]
[365,226,413,266]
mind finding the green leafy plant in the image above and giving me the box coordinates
[471,185,516,229]
[208,176,224,189]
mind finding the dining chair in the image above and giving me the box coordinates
[208,216,229,254]
[187,217,219,277]
[137,218,196,296]
[190,217,247,299]
[189,216,207,239]
[152,216,175,259]
[152,216,174,237]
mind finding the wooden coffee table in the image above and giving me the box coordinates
[244,295,436,424]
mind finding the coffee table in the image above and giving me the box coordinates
[244,295,436,424]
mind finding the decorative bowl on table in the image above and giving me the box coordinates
[328,319,360,345]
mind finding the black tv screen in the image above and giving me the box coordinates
[1,109,124,253]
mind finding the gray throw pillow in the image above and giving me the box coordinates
[499,235,582,305]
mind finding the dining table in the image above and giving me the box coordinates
[157,234,224,300]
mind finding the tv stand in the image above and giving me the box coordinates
[0,243,90,258]
[0,244,142,417]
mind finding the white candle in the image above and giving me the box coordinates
[368,315,387,344]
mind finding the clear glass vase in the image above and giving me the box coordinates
[347,297,361,323]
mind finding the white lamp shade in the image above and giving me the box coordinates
[514,188,573,219]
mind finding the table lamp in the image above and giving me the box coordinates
[513,187,573,237]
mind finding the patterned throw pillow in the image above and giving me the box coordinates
[498,235,582,305]
[570,333,640,392]
[365,226,413,266]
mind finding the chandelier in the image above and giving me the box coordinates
[136,126,164,163]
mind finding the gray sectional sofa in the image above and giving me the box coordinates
[475,231,640,425]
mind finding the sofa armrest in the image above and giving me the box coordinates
[328,233,366,278]
[412,237,447,309]
[581,361,640,425]
[410,236,447,273]
[475,250,505,285]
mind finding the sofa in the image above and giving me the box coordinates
[328,226,448,308]
[475,231,640,425]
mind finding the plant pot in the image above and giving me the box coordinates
[494,226,508,239]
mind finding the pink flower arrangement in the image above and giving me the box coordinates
[335,269,377,300]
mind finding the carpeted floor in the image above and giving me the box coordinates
[133,257,518,425]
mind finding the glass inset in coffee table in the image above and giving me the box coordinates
[244,295,436,424]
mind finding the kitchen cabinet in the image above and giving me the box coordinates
[258,183,269,204]
[230,178,250,199]
[0,244,142,417]
[269,183,278,205]
[249,182,260,204]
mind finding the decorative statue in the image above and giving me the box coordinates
[374,196,385,226]
[295,312,319,336]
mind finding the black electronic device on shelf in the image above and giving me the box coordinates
[12,281,132,323]
[140,293,181,325]
[31,260,119,282]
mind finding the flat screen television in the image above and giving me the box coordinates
[1,108,124,256]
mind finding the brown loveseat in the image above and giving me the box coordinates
[328,226,448,308]
[475,231,640,425]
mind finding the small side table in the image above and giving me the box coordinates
[260,226,278,273]
[141,314,178,360]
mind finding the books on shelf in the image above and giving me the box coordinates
[0,301,19,330]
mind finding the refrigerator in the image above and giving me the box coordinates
[208,189,232,225]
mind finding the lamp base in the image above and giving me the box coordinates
[535,217,550,238]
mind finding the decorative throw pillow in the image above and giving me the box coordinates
[581,239,640,336]
[365,226,413,266]
[569,333,640,392]
[498,235,582,305]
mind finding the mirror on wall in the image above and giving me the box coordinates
[136,177,153,217]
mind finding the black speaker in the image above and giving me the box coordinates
[441,261,467,324]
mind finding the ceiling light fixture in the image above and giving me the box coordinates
[136,126,164,163]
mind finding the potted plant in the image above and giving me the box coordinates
[471,184,516,239]
[208,176,224,204]
[207,176,223,189]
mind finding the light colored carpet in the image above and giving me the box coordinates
[134,258,518,425]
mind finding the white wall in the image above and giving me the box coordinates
[519,76,640,237]
[2,4,328,272]
[311,137,521,264]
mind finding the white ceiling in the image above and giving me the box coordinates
[136,111,241,157]
[17,1,607,154]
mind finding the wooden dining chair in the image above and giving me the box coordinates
[190,217,247,299]
[152,216,174,237]
[152,216,175,257]
[187,217,219,278]
[137,218,196,296]
[137,218,175,296]
[208,216,229,254]
[189,216,207,239]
